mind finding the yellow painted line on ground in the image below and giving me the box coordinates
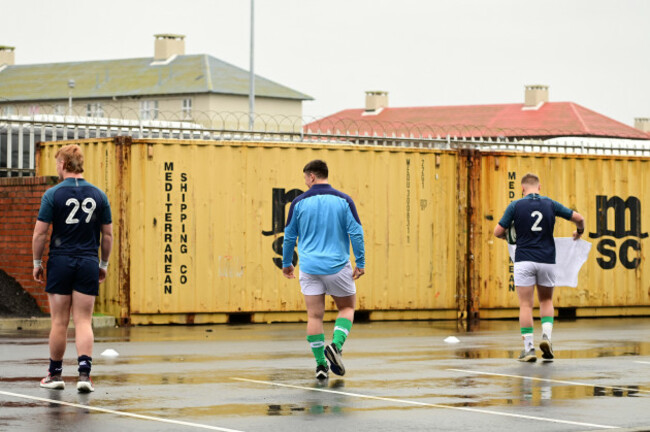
[448,369,650,395]
[0,390,245,432]
[232,377,617,429]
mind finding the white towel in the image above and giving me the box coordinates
[507,238,592,287]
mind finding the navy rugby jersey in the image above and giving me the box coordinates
[282,184,365,275]
[498,193,573,264]
[37,178,112,259]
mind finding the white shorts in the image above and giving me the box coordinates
[514,261,556,287]
[299,262,356,297]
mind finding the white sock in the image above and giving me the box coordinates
[523,333,534,351]
[542,322,553,340]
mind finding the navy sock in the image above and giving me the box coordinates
[78,355,92,374]
[49,359,63,376]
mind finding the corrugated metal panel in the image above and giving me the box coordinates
[38,138,461,320]
[36,138,648,323]
[478,153,649,312]
[125,140,461,317]
[37,138,128,321]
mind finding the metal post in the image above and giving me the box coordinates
[68,79,75,117]
[248,0,255,131]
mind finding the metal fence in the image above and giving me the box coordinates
[2,113,650,176]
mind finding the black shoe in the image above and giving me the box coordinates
[315,364,329,380]
[518,348,537,362]
[325,344,346,376]
[540,335,554,361]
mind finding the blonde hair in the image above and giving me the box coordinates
[521,173,540,186]
[55,144,84,174]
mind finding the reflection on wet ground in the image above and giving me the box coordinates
[1,318,649,431]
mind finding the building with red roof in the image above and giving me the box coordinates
[305,86,650,141]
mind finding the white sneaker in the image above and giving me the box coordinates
[77,373,94,393]
[40,373,65,390]
[540,335,554,361]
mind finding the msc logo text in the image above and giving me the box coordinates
[589,195,647,270]
[262,188,303,269]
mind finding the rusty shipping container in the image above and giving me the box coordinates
[37,138,131,323]
[37,138,464,324]
[477,152,650,318]
[37,139,649,324]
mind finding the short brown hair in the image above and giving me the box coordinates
[303,159,328,179]
[521,173,539,186]
[55,144,84,174]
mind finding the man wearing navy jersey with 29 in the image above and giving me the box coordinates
[282,160,365,380]
[32,144,112,392]
[494,173,584,362]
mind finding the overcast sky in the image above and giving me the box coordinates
[2,0,648,126]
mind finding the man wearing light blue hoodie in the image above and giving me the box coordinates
[282,159,365,380]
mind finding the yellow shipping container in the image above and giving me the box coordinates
[478,152,650,318]
[37,139,650,324]
[38,138,131,323]
[38,138,463,324]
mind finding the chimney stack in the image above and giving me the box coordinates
[154,34,185,61]
[635,118,650,133]
[524,84,548,107]
[365,91,388,112]
[0,46,15,66]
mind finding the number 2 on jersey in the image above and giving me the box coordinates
[531,210,543,231]
[65,198,97,224]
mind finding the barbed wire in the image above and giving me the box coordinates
[2,108,650,179]
[0,102,649,143]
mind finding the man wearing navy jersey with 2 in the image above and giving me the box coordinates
[32,144,112,392]
[494,173,584,362]
[282,160,365,380]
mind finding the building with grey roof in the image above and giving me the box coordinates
[0,35,312,130]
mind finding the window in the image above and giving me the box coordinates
[29,105,39,115]
[53,104,65,116]
[140,100,159,120]
[2,105,15,116]
[86,103,104,118]
[182,98,192,120]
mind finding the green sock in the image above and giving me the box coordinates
[307,334,327,366]
[332,318,352,351]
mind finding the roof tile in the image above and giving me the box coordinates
[306,103,649,140]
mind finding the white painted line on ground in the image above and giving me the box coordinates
[232,377,617,429]
[634,361,650,365]
[0,390,245,432]
[449,369,650,395]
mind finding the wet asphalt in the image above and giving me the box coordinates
[1,317,649,432]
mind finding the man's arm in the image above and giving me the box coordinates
[32,221,50,283]
[553,200,585,241]
[494,224,507,240]
[345,202,365,279]
[494,201,515,240]
[571,211,585,240]
[99,223,113,283]
[281,203,299,279]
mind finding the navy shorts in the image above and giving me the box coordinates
[45,255,100,296]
